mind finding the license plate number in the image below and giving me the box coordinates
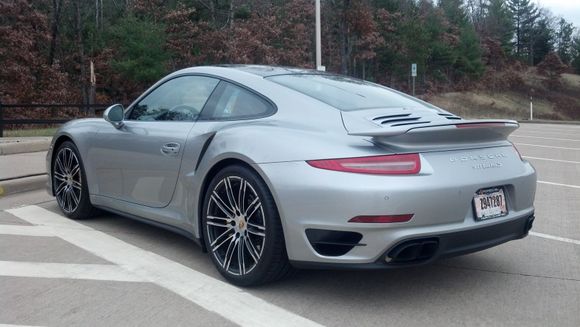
[473,188,507,220]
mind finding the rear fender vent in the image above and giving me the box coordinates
[305,229,364,257]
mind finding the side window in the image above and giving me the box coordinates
[128,76,219,121]
[203,82,274,120]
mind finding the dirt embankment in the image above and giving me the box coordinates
[426,69,580,121]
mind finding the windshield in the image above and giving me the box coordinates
[267,74,437,111]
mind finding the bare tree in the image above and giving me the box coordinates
[48,0,64,65]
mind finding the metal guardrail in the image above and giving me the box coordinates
[0,103,113,137]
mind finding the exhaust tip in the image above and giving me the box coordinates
[386,238,439,264]
[525,215,535,233]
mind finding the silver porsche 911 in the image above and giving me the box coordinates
[47,65,537,286]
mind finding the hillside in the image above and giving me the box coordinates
[427,70,580,121]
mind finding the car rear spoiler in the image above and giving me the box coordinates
[342,113,519,151]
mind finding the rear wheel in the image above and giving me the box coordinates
[202,165,292,286]
[52,141,98,219]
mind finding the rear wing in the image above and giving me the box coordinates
[341,110,519,151]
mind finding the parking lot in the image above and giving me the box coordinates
[0,122,579,327]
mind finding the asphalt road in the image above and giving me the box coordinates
[1,122,579,327]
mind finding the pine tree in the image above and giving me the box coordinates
[439,0,484,79]
[556,18,575,65]
[108,15,170,86]
[532,13,555,65]
[508,0,540,63]
[439,0,468,26]
[572,35,580,73]
[483,0,513,52]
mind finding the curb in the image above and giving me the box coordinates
[0,174,48,197]
[0,139,51,155]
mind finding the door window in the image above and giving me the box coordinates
[128,76,219,121]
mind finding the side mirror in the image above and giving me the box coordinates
[104,104,125,129]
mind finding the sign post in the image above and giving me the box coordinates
[530,96,533,121]
[411,63,417,96]
[529,88,534,121]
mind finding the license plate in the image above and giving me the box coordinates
[473,188,508,220]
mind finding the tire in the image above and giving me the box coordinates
[202,164,293,286]
[52,141,98,220]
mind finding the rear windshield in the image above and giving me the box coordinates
[266,74,435,111]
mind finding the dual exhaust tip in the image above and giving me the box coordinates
[386,214,535,264]
[386,238,439,264]
[525,215,535,233]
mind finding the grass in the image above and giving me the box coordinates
[3,127,58,137]
[428,91,558,120]
[562,73,580,88]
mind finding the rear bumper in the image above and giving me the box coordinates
[291,213,534,270]
[256,146,536,265]
[428,213,533,260]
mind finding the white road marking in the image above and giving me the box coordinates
[523,156,580,164]
[520,125,580,131]
[537,180,580,189]
[0,225,53,237]
[514,143,580,151]
[0,324,45,327]
[514,130,580,138]
[521,124,580,128]
[6,205,322,327]
[0,261,145,282]
[511,135,580,142]
[530,232,580,246]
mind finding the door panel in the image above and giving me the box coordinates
[89,75,220,208]
[91,121,192,207]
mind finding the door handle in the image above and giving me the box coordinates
[161,142,181,156]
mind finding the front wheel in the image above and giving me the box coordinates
[52,141,98,219]
[202,165,292,286]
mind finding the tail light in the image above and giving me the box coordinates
[349,214,414,223]
[307,153,420,175]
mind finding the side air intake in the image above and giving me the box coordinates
[305,229,364,257]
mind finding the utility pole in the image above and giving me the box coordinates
[315,0,324,71]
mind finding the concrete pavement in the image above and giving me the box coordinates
[0,136,50,196]
[0,137,51,155]
[0,151,47,196]
[0,151,47,180]
[0,122,579,326]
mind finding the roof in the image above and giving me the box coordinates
[216,65,327,77]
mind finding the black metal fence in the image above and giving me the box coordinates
[0,103,113,137]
